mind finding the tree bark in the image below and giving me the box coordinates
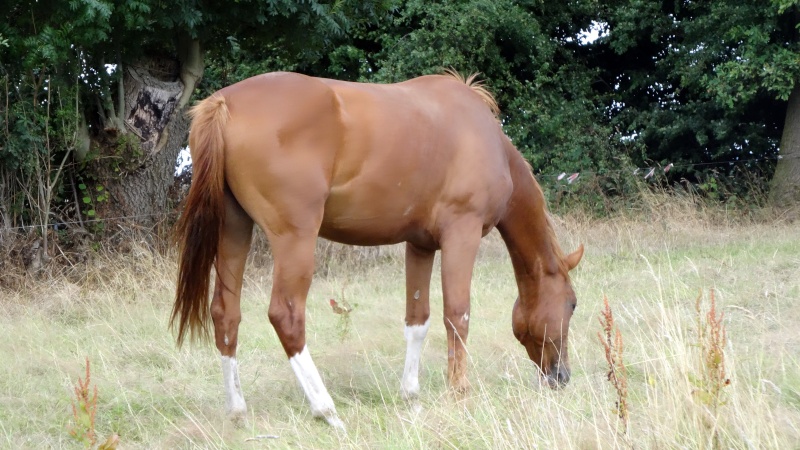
[97,39,203,230]
[769,84,800,206]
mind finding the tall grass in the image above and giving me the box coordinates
[0,199,798,448]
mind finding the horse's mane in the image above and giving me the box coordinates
[449,73,566,277]
[442,69,500,116]
[545,214,571,279]
[521,158,571,279]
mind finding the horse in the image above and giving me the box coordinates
[171,71,584,428]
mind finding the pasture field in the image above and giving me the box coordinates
[1,206,799,449]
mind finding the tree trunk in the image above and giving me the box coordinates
[96,39,203,230]
[769,84,800,206]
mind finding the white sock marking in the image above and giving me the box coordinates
[220,356,247,417]
[289,346,343,428]
[401,319,430,400]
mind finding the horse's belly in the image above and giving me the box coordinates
[318,215,434,248]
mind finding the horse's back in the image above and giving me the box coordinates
[217,72,513,248]
[319,76,512,247]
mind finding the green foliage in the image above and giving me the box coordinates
[198,42,301,98]
[596,0,796,183]
[77,181,108,219]
[0,72,79,226]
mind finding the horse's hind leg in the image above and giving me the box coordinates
[401,243,435,401]
[211,189,254,422]
[265,229,344,428]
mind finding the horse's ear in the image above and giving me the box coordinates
[564,244,584,271]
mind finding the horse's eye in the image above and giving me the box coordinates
[571,303,577,312]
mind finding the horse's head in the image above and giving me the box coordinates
[512,244,583,389]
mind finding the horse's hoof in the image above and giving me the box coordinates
[227,408,248,428]
[400,387,419,402]
[324,415,346,431]
[449,382,471,398]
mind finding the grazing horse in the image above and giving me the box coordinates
[172,71,584,428]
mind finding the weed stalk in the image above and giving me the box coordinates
[693,289,731,448]
[68,357,119,449]
[69,357,98,448]
[598,295,629,436]
[329,284,357,342]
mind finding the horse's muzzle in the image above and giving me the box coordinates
[542,363,570,389]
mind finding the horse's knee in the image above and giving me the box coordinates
[444,308,470,337]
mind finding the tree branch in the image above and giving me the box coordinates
[116,50,125,124]
[177,37,204,109]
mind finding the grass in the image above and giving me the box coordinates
[1,205,799,449]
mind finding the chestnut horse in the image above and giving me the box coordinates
[172,71,583,428]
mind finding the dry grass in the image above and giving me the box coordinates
[1,199,799,449]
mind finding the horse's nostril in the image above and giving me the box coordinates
[553,364,570,387]
[557,367,571,386]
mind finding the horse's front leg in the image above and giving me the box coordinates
[440,219,482,393]
[401,243,435,401]
[267,232,343,429]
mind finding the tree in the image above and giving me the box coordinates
[1,0,390,234]
[594,0,800,203]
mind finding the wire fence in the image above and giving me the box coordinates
[536,154,789,185]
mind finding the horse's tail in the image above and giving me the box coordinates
[171,94,230,347]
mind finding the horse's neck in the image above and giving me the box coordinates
[496,147,558,300]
